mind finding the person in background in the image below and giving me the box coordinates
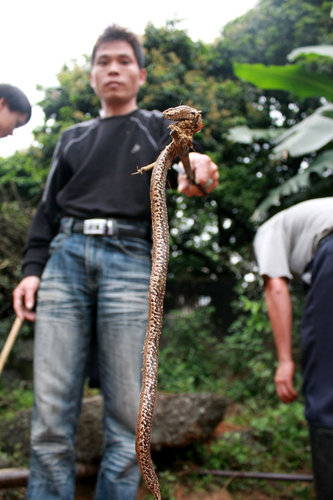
[0,84,31,138]
[253,197,333,500]
[12,24,219,500]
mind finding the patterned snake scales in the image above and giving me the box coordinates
[135,105,204,500]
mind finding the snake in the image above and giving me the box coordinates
[135,105,204,500]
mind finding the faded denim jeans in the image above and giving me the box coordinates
[28,220,151,499]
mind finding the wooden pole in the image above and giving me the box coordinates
[0,317,23,375]
[0,464,99,488]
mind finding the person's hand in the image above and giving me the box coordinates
[274,360,298,403]
[177,152,219,197]
[13,276,40,322]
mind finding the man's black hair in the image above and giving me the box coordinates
[0,84,32,123]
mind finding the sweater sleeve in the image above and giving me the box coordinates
[22,134,71,277]
[21,202,60,277]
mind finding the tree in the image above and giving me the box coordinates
[1,0,332,332]
[231,41,333,219]
[220,0,333,65]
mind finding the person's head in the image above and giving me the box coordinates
[91,25,145,69]
[90,25,146,116]
[0,84,31,139]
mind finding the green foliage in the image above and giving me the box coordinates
[158,306,224,393]
[224,0,333,217]
[158,286,303,405]
[38,59,99,124]
[171,397,312,499]
[249,402,310,470]
[272,104,333,157]
[158,470,178,500]
[288,44,333,61]
[233,62,333,100]
[227,125,284,144]
[220,294,277,402]
[219,291,303,404]
[0,151,48,202]
[252,149,333,220]
[32,59,100,167]
[222,0,333,65]
[0,201,34,320]
[231,30,333,218]
[0,381,33,422]
[184,400,311,486]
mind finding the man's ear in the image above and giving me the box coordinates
[139,68,147,87]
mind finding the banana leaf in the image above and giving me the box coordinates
[252,149,333,220]
[287,45,333,61]
[227,126,284,144]
[233,62,333,100]
[273,103,333,157]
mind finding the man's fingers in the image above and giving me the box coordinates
[178,153,219,197]
[178,172,218,197]
[276,380,298,403]
[194,163,219,187]
[12,276,40,322]
[13,287,25,319]
[25,287,36,311]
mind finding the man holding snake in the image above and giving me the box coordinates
[13,25,218,500]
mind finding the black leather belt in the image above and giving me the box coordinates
[62,218,150,240]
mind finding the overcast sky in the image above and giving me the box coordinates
[0,0,258,157]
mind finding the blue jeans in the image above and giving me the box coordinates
[301,235,333,427]
[28,221,151,499]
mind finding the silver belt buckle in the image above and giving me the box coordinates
[106,219,116,236]
[83,219,107,235]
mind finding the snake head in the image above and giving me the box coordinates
[163,105,203,133]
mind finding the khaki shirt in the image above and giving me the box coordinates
[254,198,333,281]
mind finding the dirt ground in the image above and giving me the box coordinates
[74,481,313,500]
[74,484,254,500]
[0,477,315,500]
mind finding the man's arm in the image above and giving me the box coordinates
[13,133,69,321]
[264,276,298,403]
[177,152,219,197]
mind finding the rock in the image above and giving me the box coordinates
[151,392,228,450]
[0,392,228,465]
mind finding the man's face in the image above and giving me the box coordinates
[0,99,27,138]
[90,40,146,114]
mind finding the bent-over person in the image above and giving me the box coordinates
[254,197,333,500]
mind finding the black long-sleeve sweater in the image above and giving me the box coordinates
[22,108,176,277]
